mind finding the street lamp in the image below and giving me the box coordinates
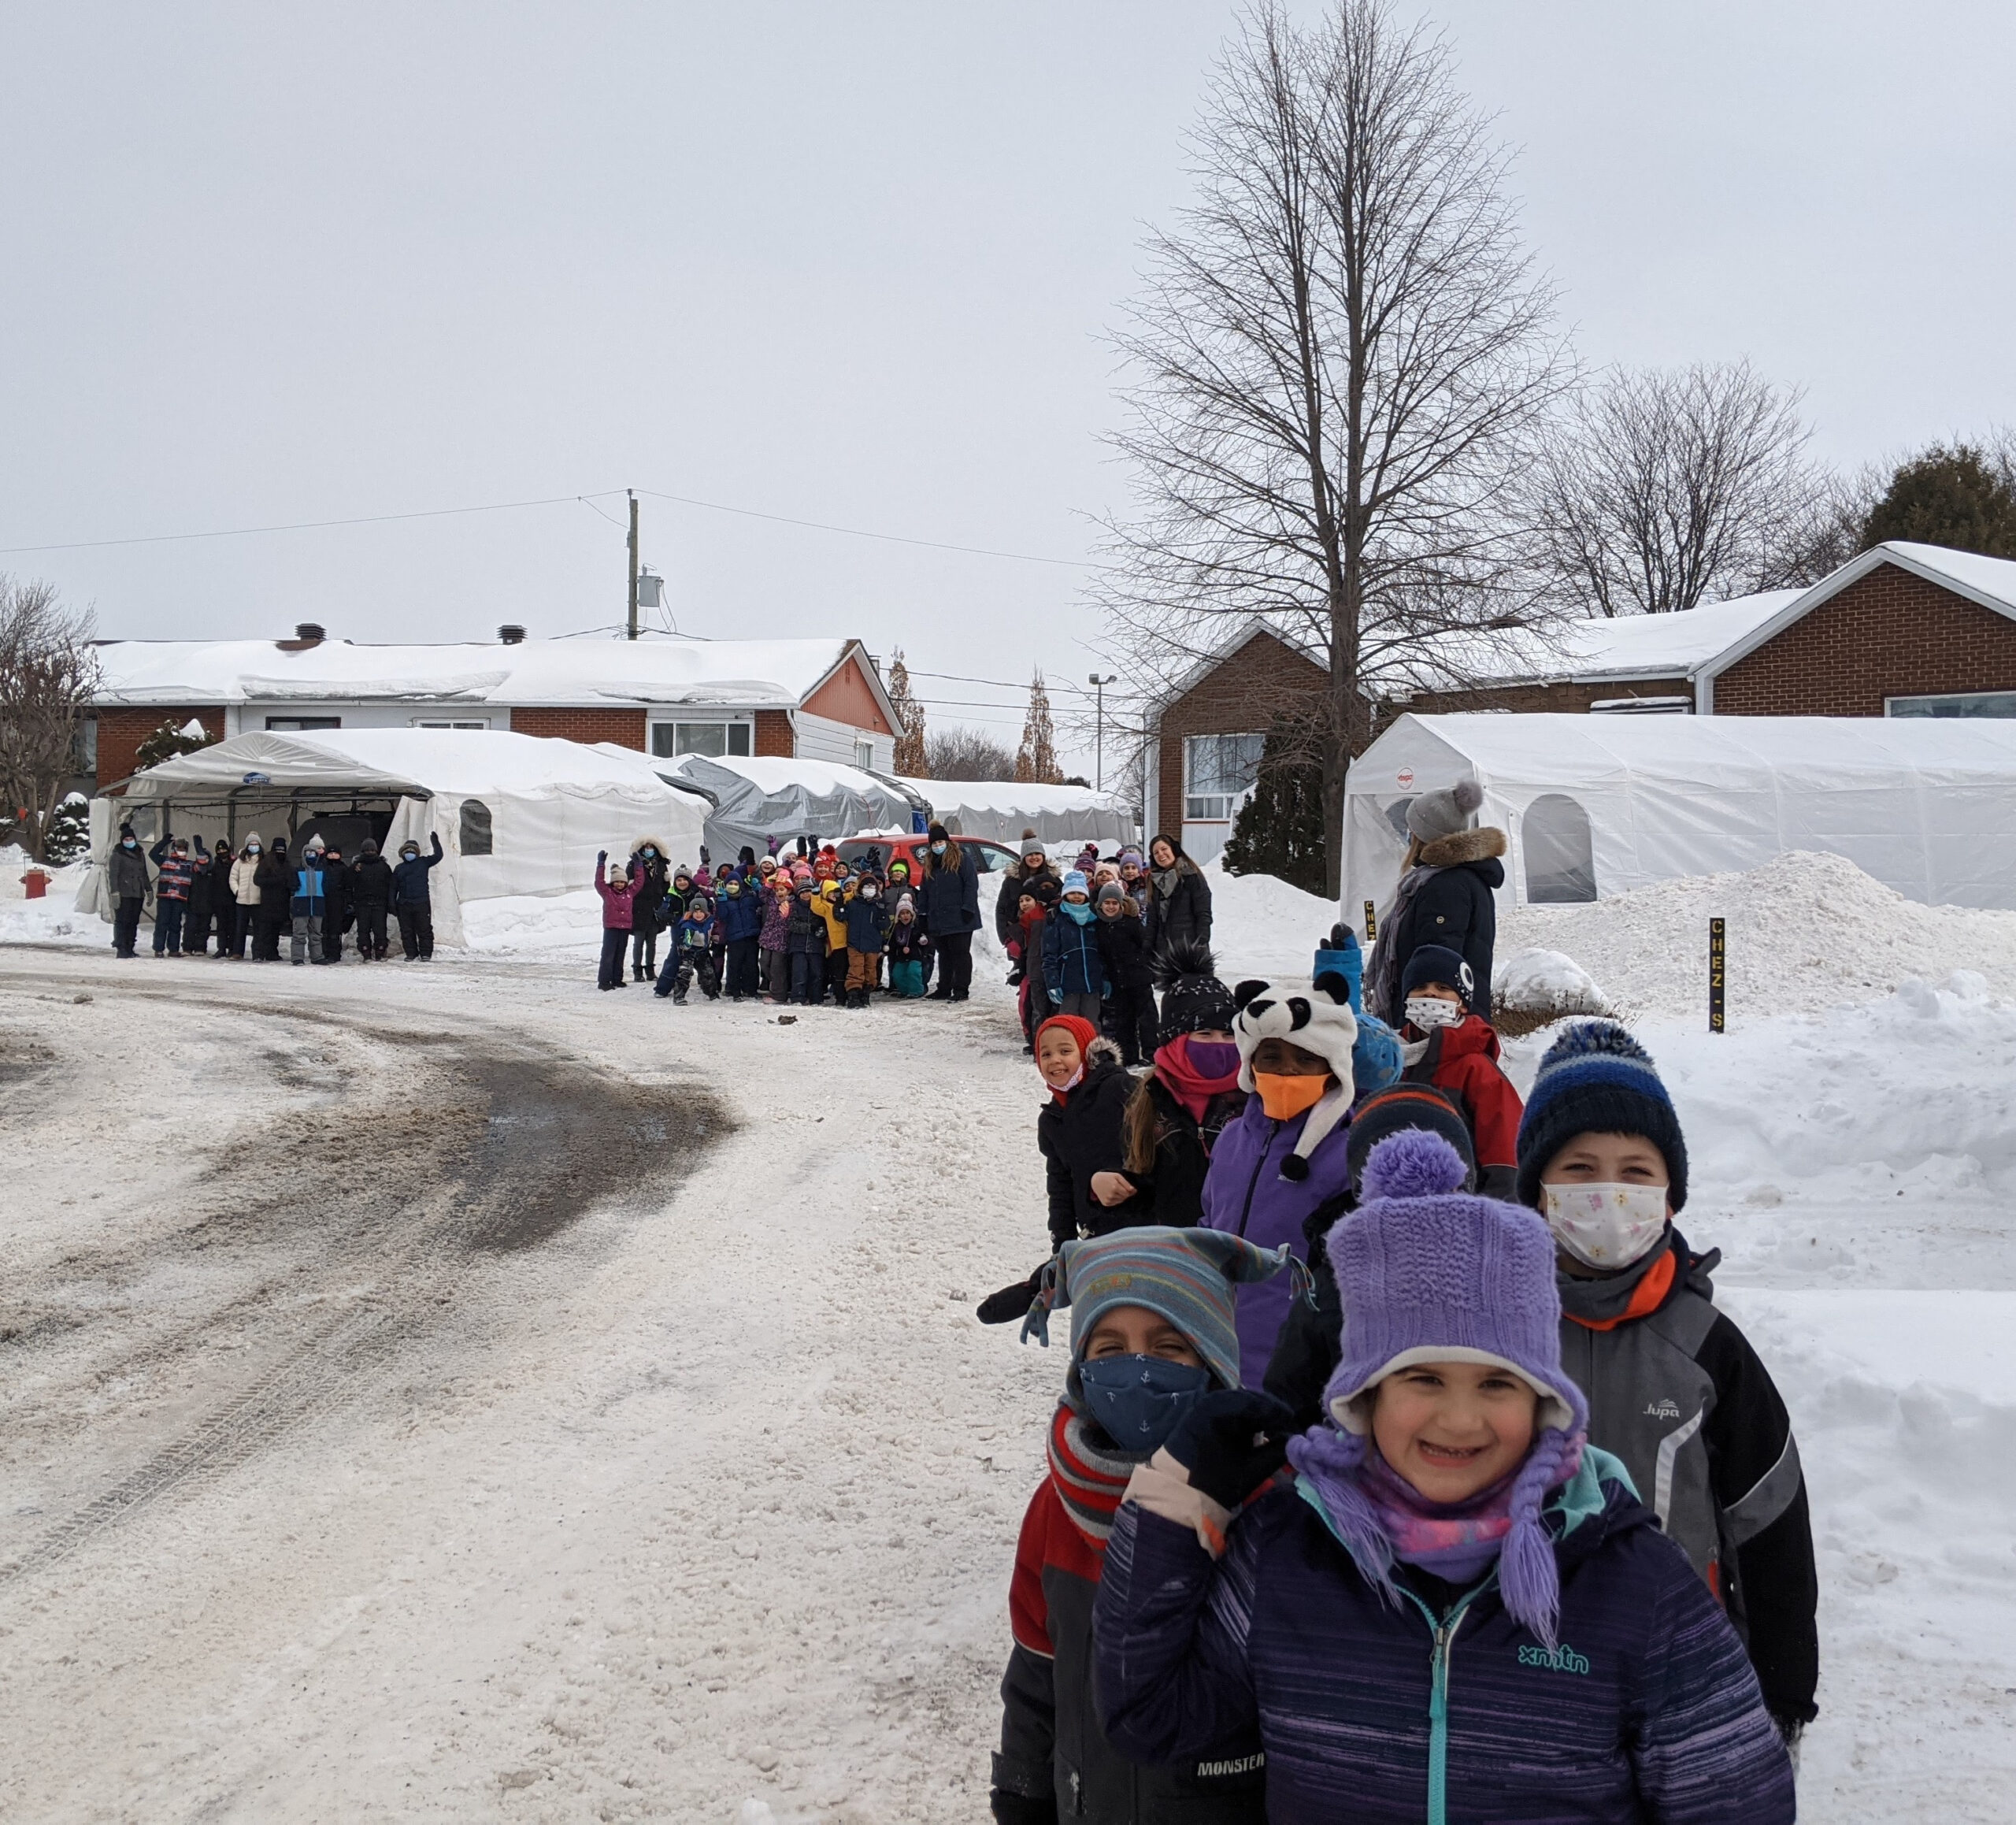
[1087,673,1118,792]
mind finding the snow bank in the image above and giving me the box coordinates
[457,889,605,955]
[0,855,98,946]
[1202,861,1333,981]
[1493,947,1610,1019]
[1501,851,2016,1023]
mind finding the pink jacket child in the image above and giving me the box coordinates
[594,851,641,991]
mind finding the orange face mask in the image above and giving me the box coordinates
[1254,1071,1332,1121]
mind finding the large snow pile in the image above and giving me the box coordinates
[459,888,605,955]
[1493,947,1610,1021]
[1203,860,1332,980]
[0,854,97,947]
[1501,851,2016,1023]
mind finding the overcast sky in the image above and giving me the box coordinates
[3,2,2012,764]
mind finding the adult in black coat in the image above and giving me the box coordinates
[391,832,444,960]
[348,840,395,959]
[918,824,981,1001]
[254,839,291,960]
[1143,833,1212,957]
[994,833,1059,946]
[1037,1036,1152,1249]
[1365,780,1505,1022]
[105,825,150,958]
[625,840,673,981]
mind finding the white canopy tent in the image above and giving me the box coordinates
[1343,714,2016,936]
[90,729,706,945]
[896,779,1136,847]
[662,754,927,860]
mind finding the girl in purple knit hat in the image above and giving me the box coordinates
[1093,1129,1795,1825]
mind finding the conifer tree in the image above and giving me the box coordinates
[1221,712,1328,893]
[134,718,216,771]
[1015,670,1062,784]
[1862,443,2016,558]
[886,650,927,775]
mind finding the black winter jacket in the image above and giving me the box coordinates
[1036,1047,1151,1248]
[995,859,1060,945]
[1146,862,1212,956]
[106,840,150,900]
[1118,1074,1247,1230]
[348,855,395,908]
[255,848,292,914]
[1384,827,1504,1018]
[919,844,982,937]
[887,915,932,962]
[1094,909,1154,990]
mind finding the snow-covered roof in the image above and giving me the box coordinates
[91,635,868,710]
[114,728,695,799]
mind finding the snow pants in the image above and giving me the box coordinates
[935,930,973,998]
[724,937,761,998]
[113,896,143,958]
[788,951,819,1003]
[890,958,925,997]
[228,903,256,958]
[397,904,434,959]
[291,912,324,964]
[669,951,720,1002]
[763,947,788,1000]
[846,947,882,993]
[152,899,186,955]
[1052,990,1103,1023]
[631,926,658,979]
[357,904,389,959]
[1106,982,1158,1066]
[597,927,629,989]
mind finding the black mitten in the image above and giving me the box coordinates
[1163,1389,1297,1511]
[976,1269,1044,1325]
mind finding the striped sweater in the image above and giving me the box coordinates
[1093,1452,1793,1824]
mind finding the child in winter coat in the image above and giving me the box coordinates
[815,880,850,1004]
[1092,884,1156,1066]
[348,839,395,960]
[1395,944,1524,1198]
[1098,947,1245,1227]
[759,878,793,1002]
[1043,871,1106,1023]
[784,881,827,1005]
[1014,876,1062,1050]
[289,836,333,966]
[838,874,891,1009]
[149,833,195,955]
[656,895,721,1003]
[990,1226,1295,1825]
[594,851,638,990]
[391,832,444,961]
[884,894,931,995]
[715,872,766,1000]
[1034,1015,1148,1250]
[1093,1129,1796,1824]
[1515,1022,1819,1747]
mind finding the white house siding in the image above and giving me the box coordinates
[794,710,892,773]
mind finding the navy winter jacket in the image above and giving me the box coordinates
[917,844,981,937]
[1043,907,1106,998]
[716,885,765,943]
[839,890,892,952]
[391,833,444,907]
[1095,1452,1795,1825]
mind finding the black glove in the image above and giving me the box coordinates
[990,1790,1058,1825]
[1006,964,1025,986]
[1163,1389,1297,1511]
[976,1269,1043,1326]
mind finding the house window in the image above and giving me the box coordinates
[266,717,342,730]
[413,718,491,730]
[1523,794,1596,903]
[854,740,875,771]
[1886,691,2016,719]
[650,720,753,759]
[459,799,494,856]
[1184,733,1264,822]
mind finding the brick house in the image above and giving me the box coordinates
[1147,543,2016,855]
[87,627,901,791]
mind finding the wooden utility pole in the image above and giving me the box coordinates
[626,490,640,640]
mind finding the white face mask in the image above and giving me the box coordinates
[1541,1183,1670,1270]
[1404,995,1465,1030]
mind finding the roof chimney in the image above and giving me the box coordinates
[498,623,527,645]
[276,621,327,651]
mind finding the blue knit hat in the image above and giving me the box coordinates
[1019,1224,1299,1394]
[1061,869,1090,896]
[1514,1021,1688,1212]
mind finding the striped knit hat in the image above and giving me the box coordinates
[1514,1021,1688,1211]
[1019,1224,1299,1395]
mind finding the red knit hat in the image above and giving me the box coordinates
[1036,1013,1099,1070]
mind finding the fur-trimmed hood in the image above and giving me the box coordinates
[1086,1034,1126,1072]
[1418,825,1507,870]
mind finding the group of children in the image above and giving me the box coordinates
[591,838,937,1005]
[101,824,445,963]
[982,930,1816,1823]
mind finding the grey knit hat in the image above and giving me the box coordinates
[1406,779,1484,844]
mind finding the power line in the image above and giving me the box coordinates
[902,666,1095,696]
[0,491,628,557]
[636,488,1099,569]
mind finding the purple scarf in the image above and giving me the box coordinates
[1359,1450,1521,1583]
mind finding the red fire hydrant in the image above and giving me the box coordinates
[20,868,50,900]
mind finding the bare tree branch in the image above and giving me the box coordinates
[0,577,100,863]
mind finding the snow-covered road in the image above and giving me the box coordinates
[5,905,2015,1821]
[0,948,1058,1822]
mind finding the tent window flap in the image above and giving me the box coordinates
[1523,793,1596,903]
[459,799,494,855]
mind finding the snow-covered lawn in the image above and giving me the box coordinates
[2,851,2014,1819]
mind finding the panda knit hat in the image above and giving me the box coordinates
[1231,973,1358,1181]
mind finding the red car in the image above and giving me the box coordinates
[835,832,1021,882]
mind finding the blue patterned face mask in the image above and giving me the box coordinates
[1077,1354,1212,1452]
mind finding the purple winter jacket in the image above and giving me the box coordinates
[1199,1096,1354,1388]
[595,873,639,931]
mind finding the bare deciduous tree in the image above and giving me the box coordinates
[1529,361,1829,615]
[0,577,101,864]
[922,725,1019,781]
[1095,0,1571,893]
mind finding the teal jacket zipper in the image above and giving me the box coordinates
[1396,1582,1488,1825]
